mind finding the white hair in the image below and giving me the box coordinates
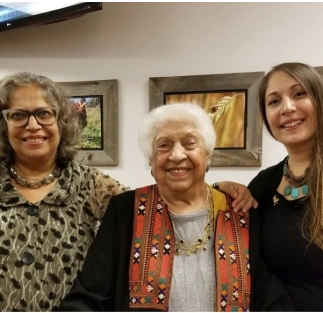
[138,102,216,160]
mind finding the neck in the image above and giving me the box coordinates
[13,157,57,180]
[285,152,312,177]
[159,182,208,215]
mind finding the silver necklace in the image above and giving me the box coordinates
[8,166,61,189]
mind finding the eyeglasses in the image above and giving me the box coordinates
[2,107,59,128]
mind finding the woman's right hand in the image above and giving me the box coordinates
[215,181,258,213]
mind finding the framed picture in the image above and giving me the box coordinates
[60,79,118,166]
[149,72,265,167]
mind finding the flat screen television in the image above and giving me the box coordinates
[0,2,102,32]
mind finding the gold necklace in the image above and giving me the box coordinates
[167,184,210,216]
[171,186,213,256]
[8,166,61,189]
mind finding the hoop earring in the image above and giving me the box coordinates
[206,165,209,173]
[151,169,154,177]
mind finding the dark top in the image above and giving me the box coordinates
[59,189,294,311]
[249,157,323,311]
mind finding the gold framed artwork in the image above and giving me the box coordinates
[149,72,264,167]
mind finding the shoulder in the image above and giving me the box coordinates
[69,161,130,193]
[109,185,157,211]
[103,190,136,223]
[109,189,135,204]
[252,158,285,181]
[248,157,286,201]
[0,161,9,181]
[210,187,227,211]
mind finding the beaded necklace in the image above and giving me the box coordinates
[283,157,309,199]
[169,185,213,256]
[8,166,61,189]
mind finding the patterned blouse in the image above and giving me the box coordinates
[0,161,129,311]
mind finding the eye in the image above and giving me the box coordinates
[185,139,196,145]
[294,90,306,98]
[267,98,280,106]
[9,111,27,120]
[184,138,198,149]
[156,142,172,152]
[36,109,54,118]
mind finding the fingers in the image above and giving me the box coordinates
[215,181,258,213]
[232,196,258,212]
[231,185,258,213]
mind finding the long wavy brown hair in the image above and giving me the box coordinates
[259,62,323,249]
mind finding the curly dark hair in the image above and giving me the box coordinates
[0,72,81,166]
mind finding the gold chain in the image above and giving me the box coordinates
[171,185,213,256]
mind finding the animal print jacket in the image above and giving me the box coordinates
[0,161,129,311]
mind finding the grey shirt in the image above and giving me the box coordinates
[168,209,215,312]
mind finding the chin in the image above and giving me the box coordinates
[166,181,192,191]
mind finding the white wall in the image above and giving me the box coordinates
[0,2,322,188]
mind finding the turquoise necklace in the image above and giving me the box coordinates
[283,157,309,199]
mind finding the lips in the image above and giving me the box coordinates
[23,137,47,143]
[280,119,304,128]
[168,168,189,174]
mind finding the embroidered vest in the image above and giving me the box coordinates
[129,184,250,311]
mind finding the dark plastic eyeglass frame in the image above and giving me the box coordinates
[2,107,59,128]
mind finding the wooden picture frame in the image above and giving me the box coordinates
[149,72,264,167]
[60,79,118,166]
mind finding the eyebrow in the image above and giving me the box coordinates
[156,132,197,141]
[7,107,52,113]
[266,83,303,99]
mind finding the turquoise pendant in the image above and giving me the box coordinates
[284,185,292,196]
[291,187,299,199]
[302,184,308,196]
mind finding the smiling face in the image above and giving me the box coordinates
[265,71,316,151]
[6,84,60,165]
[150,120,209,194]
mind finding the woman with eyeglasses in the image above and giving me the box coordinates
[0,72,130,311]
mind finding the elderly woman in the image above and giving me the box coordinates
[0,72,129,311]
[59,102,293,311]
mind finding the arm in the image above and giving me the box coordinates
[59,192,134,311]
[213,181,258,213]
[90,169,130,220]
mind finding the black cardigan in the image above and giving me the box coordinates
[59,186,294,311]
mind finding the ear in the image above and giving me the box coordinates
[206,149,211,162]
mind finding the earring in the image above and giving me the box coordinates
[206,165,209,173]
[151,169,154,177]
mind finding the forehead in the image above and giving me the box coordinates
[266,71,301,96]
[155,121,199,140]
[8,84,49,109]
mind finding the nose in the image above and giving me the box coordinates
[25,115,42,130]
[168,143,187,162]
[281,96,296,115]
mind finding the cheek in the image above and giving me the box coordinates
[265,109,277,128]
[151,154,169,171]
[7,127,19,140]
[49,125,61,138]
